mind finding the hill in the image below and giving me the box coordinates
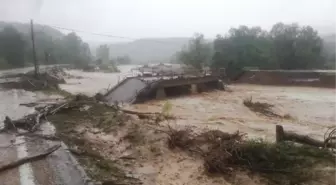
[0,21,64,39]
[0,22,187,65]
[108,38,190,64]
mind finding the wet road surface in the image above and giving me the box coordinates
[0,90,89,185]
[0,65,136,185]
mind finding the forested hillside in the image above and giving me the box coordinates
[0,22,91,69]
[0,21,334,71]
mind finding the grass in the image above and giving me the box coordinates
[234,139,335,184]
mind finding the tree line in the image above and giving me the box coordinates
[96,44,131,65]
[0,25,92,69]
[0,24,133,70]
[177,23,335,77]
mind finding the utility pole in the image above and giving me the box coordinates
[30,19,39,77]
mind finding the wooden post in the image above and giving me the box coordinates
[30,19,39,77]
[276,125,285,142]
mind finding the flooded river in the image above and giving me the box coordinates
[1,65,335,185]
[60,65,138,96]
[127,84,336,140]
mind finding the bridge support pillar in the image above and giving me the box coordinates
[190,84,198,94]
[156,88,166,99]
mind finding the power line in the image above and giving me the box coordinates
[44,24,187,45]
[48,25,136,40]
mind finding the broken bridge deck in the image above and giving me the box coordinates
[104,75,224,104]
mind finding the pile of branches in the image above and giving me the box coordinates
[324,126,336,149]
[167,127,246,173]
[167,127,335,184]
[243,97,282,118]
[0,66,66,91]
[2,94,98,133]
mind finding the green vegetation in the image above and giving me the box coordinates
[96,44,110,63]
[95,44,120,72]
[0,26,26,68]
[176,33,212,69]
[0,23,92,69]
[177,23,335,79]
[236,140,335,185]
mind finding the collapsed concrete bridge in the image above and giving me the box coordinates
[104,75,225,104]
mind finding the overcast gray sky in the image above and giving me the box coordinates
[0,0,335,42]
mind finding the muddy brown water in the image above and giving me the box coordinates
[127,84,336,141]
[1,65,335,185]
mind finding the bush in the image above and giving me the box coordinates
[0,58,13,69]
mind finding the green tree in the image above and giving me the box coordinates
[177,33,211,69]
[212,26,273,78]
[24,31,55,65]
[96,44,110,63]
[270,23,323,69]
[210,23,325,79]
[60,32,91,64]
[0,26,26,67]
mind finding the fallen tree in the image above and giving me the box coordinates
[2,94,97,133]
[0,66,67,91]
[0,144,61,173]
[276,125,336,149]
